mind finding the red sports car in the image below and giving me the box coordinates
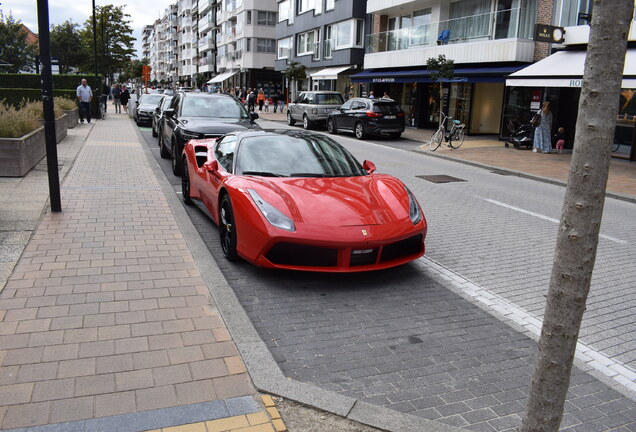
[181,130,427,272]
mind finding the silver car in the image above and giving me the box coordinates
[287,91,345,130]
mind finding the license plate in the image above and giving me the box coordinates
[384,115,396,119]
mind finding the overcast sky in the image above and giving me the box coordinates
[1,0,174,58]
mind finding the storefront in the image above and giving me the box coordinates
[505,49,636,161]
[351,65,526,132]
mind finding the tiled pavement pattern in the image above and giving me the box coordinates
[0,115,257,430]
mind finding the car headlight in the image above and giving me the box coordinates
[247,189,295,232]
[405,187,422,225]
[181,130,200,140]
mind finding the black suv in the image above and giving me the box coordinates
[134,94,165,126]
[159,92,260,176]
[327,98,405,139]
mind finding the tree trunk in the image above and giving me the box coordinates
[520,1,633,431]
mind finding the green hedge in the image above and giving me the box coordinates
[0,74,102,90]
[0,89,99,115]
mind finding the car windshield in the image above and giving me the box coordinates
[236,134,366,177]
[139,94,164,105]
[160,97,173,110]
[316,94,344,105]
[181,96,248,118]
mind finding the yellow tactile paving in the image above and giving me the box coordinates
[142,398,288,432]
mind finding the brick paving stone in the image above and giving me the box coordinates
[94,390,137,417]
[49,395,95,423]
[31,378,74,401]
[57,358,96,378]
[115,369,154,391]
[2,401,51,429]
[152,364,192,386]
[135,385,178,411]
[75,373,116,396]
[175,379,218,405]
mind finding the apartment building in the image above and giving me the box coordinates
[177,0,197,85]
[209,0,280,94]
[197,0,217,79]
[142,25,154,62]
[274,0,368,99]
[351,0,539,134]
[507,0,636,160]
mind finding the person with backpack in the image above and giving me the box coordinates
[247,91,256,112]
[111,83,122,114]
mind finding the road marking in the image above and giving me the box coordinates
[418,257,636,399]
[483,198,628,245]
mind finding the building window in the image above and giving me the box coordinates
[297,0,322,15]
[246,11,251,25]
[297,29,317,56]
[324,25,333,58]
[257,11,277,26]
[333,19,363,49]
[257,38,276,53]
[277,36,292,59]
[278,0,294,23]
[325,0,335,11]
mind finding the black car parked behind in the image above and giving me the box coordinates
[134,94,165,126]
[152,96,173,138]
[159,92,260,176]
[327,98,405,140]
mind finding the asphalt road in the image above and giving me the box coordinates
[138,119,636,432]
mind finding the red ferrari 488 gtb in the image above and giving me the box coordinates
[181,130,427,272]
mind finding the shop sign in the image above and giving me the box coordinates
[569,79,583,87]
[531,90,542,110]
[534,24,565,43]
[373,78,395,83]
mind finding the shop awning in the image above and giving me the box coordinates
[506,49,636,88]
[351,65,526,84]
[207,70,238,84]
[310,65,353,80]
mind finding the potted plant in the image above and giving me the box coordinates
[0,102,45,177]
[22,100,67,143]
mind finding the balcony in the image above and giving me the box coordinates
[198,37,216,51]
[365,8,536,67]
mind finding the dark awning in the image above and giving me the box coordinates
[351,65,528,84]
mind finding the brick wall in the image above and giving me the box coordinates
[534,0,555,61]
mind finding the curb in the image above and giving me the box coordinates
[133,120,465,432]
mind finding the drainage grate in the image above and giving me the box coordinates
[416,175,466,183]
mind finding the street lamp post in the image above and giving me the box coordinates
[92,0,100,108]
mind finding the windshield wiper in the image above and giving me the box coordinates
[242,171,286,177]
[290,173,327,177]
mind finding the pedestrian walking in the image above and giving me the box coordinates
[111,83,122,113]
[76,78,93,124]
[257,89,265,111]
[369,91,375,99]
[120,86,131,113]
[264,98,270,112]
[532,101,553,154]
[278,91,285,113]
[272,92,279,113]
[554,127,566,153]
[247,91,256,112]
[381,91,390,99]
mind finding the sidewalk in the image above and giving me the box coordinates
[0,114,283,432]
[257,110,636,201]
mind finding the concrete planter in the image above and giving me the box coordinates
[38,116,67,144]
[63,107,79,129]
[0,126,46,177]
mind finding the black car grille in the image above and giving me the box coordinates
[203,134,222,139]
[350,249,379,266]
[266,243,338,267]
[380,234,424,263]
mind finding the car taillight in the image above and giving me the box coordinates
[366,111,382,118]
[397,112,405,117]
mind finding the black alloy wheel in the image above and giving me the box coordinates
[219,195,239,261]
[327,118,337,134]
[152,119,158,137]
[159,133,170,158]
[181,158,193,205]
[171,139,182,176]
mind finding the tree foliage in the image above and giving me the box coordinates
[284,61,307,82]
[50,20,85,74]
[0,11,37,73]
[78,4,135,77]
[426,54,454,83]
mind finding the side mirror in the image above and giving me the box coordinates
[204,160,218,173]
[250,112,259,121]
[165,108,175,117]
[362,160,376,174]
[155,107,161,113]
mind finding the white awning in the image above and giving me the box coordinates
[310,65,353,80]
[208,70,238,84]
[506,50,636,88]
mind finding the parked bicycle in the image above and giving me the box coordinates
[430,112,466,151]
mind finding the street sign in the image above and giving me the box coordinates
[142,65,151,81]
[534,24,565,43]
